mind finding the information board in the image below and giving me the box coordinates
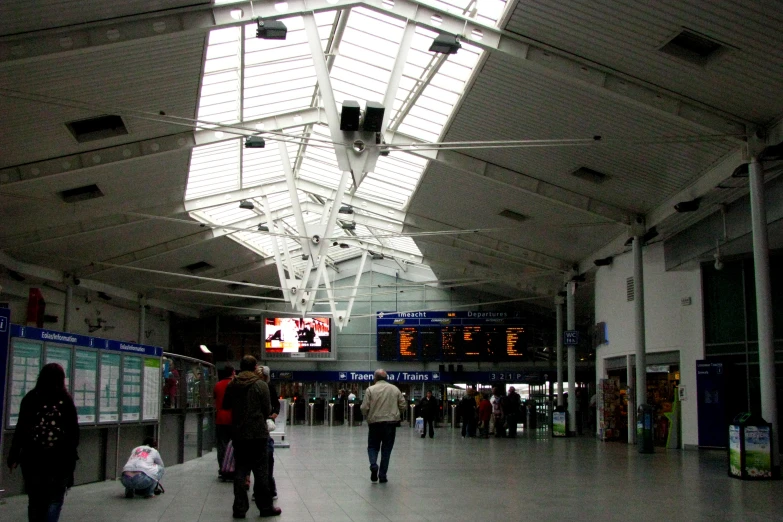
[122,356,142,421]
[142,358,161,421]
[7,340,42,427]
[45,344,72,390]
[99,353,121,422]
[376,311,528,362]
[74,349,97,423]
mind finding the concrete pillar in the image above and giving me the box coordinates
[555,295,564,407]
[63,285,73,332]
[567,281,576,436]
[633,237,647,418]
[749,157,779,472]
[627,354,635,444]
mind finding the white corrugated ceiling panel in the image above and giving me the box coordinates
[438,51,738,214]
[504,0,783,123]
[0,0,210,36]
[0,32,206,167]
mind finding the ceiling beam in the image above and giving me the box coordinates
[0,251,197,316]
[0,0,749,137]
[0,108,321,187]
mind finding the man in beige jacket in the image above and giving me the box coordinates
[360,369,407,483]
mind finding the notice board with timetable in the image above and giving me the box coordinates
[4,324,163,429]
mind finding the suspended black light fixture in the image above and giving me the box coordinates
[239,200,255,210]
[245,136,265,148]
[258,224,269,232]
[256,19,287,39]
[429,33,460,54]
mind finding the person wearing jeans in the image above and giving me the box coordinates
[121,438,165,498]
[360,369,407,483]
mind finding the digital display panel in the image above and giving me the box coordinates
[376,311,529,362]
[264,317,331,353]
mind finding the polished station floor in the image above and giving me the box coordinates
[2,425,782,521]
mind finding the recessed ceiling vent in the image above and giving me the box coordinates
[227,280,249,290]
[468,259,491,269]
[66,115,128,143]
[58,184,104,203]
[499,209,529,223]
[571,166,610,185]
[660,29,725,66]
[183,261,214,273]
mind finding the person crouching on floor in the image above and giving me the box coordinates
[121,437,164,498]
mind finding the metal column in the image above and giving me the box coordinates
[138,297,146,344]
[63,285,73,332]
[749,157,779,472]
[567,281,576,436]
[556,296,564,407]
[627,354,635,444]
[633,236,647,424]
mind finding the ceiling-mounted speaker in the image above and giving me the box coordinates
[340,100,361,131]
[362,101,385,132]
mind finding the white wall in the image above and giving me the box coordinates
[594,242,704,447]
[0,280,170,349]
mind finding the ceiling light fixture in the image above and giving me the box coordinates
[341,222,356,231]
[239,200,255,210]
[429,33,460,54]
[258,224,269,232]
[338,205,354,214]
[245,136,265,148]
[256,19,287,39]
[199,344,212,354]
[674,197,701,212]
[593,256,614,267]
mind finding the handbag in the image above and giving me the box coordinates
[154,482,165,495]
[221,440,236,476]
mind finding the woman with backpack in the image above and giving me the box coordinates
[7,363,80,522]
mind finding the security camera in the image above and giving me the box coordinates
[73,277,81,286]
[714,253,724,271]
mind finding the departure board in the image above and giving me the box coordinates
[376,311,528,362]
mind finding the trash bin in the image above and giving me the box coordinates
[637,404,654,453]
[552,406,568,437]
[728,412,775,480]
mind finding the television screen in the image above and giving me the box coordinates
[264,317,331,354]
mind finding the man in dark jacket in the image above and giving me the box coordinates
[418,391,438,439]
[457,388,478,438]
[223,356,281,518]
[501,386,523,438]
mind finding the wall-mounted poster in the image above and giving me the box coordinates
[74,349,97,423]
[122,356,142,421]
[45,344,72,390]
[99,353,121,423]
[142,358,161,421]
[7,340,42,427]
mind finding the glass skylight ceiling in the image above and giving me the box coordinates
[187,0,507,281]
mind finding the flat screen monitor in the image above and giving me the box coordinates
[263,316,334,360]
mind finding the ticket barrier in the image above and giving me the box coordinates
[451,403,458,429]
[327,402,335,427]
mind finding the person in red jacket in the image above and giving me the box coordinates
[478,392,492,439]
[214,365,235,479]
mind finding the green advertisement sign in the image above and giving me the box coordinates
[553,411,567,437]
[743,426,772,478]
[728,425,741,477]
[74,349,97,423]
[122,356,142,421]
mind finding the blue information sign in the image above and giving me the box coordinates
[10,325,162,356]
[564,330,579,345]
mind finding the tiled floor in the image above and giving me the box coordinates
[2,425,782,521]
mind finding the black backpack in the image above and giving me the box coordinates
[31,399,68,449]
